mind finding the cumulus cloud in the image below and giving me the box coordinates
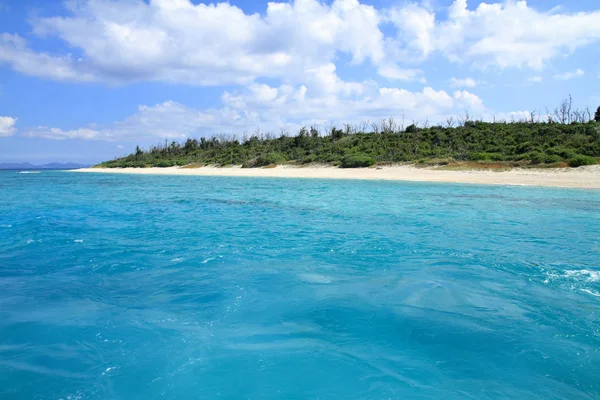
[553,68,585,80]
[0,0,599,86]
[23,81,486,141]
[386,0,600,69]
[0,34,96,82]
[0,116,17,137]
[1,0,384,85]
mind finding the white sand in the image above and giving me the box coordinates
[73,165,600,189]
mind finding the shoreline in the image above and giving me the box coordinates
[72,165,600,189]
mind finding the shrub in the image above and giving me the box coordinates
[340,154,376,168]
[547,147,576,160]
[543,154,562,164]
[243,153,286,168]
[567,155,597,167]
[302,154,317,164]
[259,152,286,166]
[122,161,147,168]
[155,160,174,168]
[529,151,545,165]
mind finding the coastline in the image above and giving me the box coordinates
[72,165,600,189]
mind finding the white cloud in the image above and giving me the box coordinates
[528,76,543,83]
[0,116,17,137]
[0,0,385,85]
[449,77,478,88]
[453,90,484,109]
[0,34,96,82]
[553,68,585,80]
[387,0,600,69]
[385,3,436,61]
[377,65,425,82]
[1,0,598,86]
[23,79,486,141]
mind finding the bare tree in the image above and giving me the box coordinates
[457,110,470,127]
[371,120,381,135]
[556,96,573,124]
[584,107,592,122]
[343,123,353,135]
[445,117,455,128]
[381,117,397,134]
[359,120,369,133]
[545,107,555,123]
[529,109,538,123]
[400,110,406,131]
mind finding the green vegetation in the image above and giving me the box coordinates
[341,154,377,168]
[100,104,600,169]
[567,154,597,168]
[242,152,287,168]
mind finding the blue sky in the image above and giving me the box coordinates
[1,0,599,164]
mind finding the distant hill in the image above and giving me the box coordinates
[0,162,89,170]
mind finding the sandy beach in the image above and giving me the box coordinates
[73,165,600,189]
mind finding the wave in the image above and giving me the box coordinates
[580,288,600,297]
[563,269,599,283]
[544,268,599,284]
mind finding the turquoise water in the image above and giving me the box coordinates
[1,171,599,399]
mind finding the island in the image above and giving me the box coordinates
[78,116,600,189]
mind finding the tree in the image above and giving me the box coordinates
[595,106,600,122]
[405,124,418,133]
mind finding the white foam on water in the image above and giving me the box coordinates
[74,239,84,243]
[58,394,83,400]
[101,366,119,376]
[544,269,600,284]
[564,269,600,283]
[298,273,333,284]
[580,288,600,297]
[171,258,184,262]
[202,256,222,264]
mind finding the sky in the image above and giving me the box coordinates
[0,0,599,164]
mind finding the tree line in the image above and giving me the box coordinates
[99,103,600,169]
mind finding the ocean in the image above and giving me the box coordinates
[0,170,599,399]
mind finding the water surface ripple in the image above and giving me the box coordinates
[0,171,599,399]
